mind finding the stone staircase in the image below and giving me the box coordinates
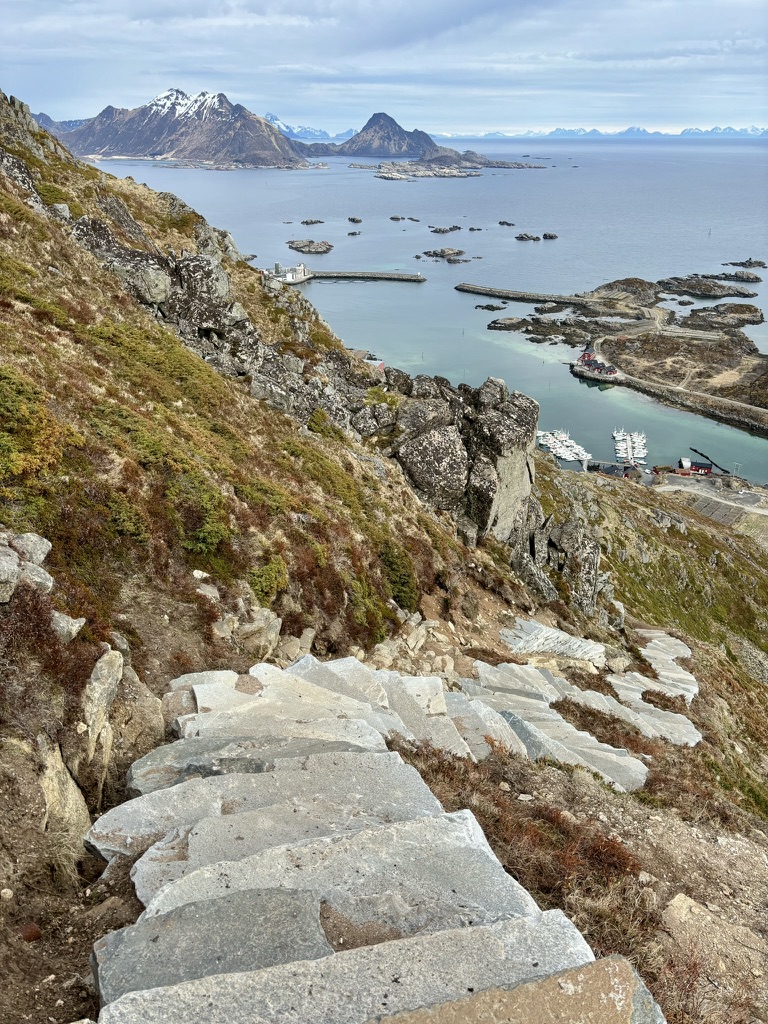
[77,655,668,1023]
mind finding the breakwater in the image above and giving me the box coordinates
[456,283,596,306]
[310,270,426,283]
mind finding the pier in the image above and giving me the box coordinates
[309,270,426,283]
[455,283,597,306]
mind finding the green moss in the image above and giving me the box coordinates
[365,386,402,410]
[349,575,389,645]
[307,408,345,442]
[166,472,230,555]
[250,555,289,606]
[234,478,293,517]
[0,366,75,485]
[107,491,150,541]
[380,540,419,611]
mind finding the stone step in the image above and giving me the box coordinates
[397,675,448,716]
[93,889,333,1006]
[358,956,665,1024]
[245,665,412,737]
[574,747,648,792]
[173,704,392,742]
[141,810,539,927]
[127,733,387,797]
[191,683,258,714]
[443,692,527,759]
[96,912,594,1024]
[500,619,606,668]
[87,752,441,861]
[465,689,560,722]
[378,674,472,758]
[289,655,390,708]
[497,712,593,770]
[131,800,442,906]
[169,670,239,692]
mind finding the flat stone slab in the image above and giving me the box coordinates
[379,675,472,758]
[398,676,447,716]
[219,668,411,738]
[97,912,594,1024]
[132,799,443,905]
[93,889,333,1005]
[500,619,606,668]
[289,655,389,708]
[127,732,388,797]
[444,692,527,759]
[169,670,238,692]
[174,704,391,742]
[87,752,441,860]
[364,955,665,1024]
[142,810,539,927]
[192,683,258,713]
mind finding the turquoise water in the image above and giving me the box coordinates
[97,139,768,481]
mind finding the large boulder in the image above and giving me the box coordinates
[398,426,469,510]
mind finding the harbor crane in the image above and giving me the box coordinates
[689,448,730,474]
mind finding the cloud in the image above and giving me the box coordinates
[2,0,765,130]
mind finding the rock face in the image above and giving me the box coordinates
[64,89,303,168]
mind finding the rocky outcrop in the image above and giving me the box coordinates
[658,275,758,299]
[286,239,333,254]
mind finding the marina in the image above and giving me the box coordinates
[612,428,649,466]
[537,429,592,464]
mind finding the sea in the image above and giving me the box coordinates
[95,138,768,482]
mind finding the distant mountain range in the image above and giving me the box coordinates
[263,113,356,141]
[431,125,768,139]
[30,95,767,170]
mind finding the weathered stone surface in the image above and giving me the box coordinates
[107,666,165,777]
[0,544,21,602]
[161,689,195,728]
[174,706,388,746]
[289,655,389,709]
[93,889,333,1005]
[234,608,282,659]
[82,650,124,761]
[399,676,447,716]
[192,683,257,714]
[244,666,408,737]
[36,733,91,850]
[366,956,665,1024]
[501,619,606,667]
[444,692,527,760]
[132,797,442,904]
[9,532,51,564]
[380,676,472,757]
[127,733,387,797]
[87,752,441,860]
[50,610,86,642]
[97,913,594,1024]
[19,560,55,593]
[143,810,538,924]
[397,426,469,509]
[169,670,239,692]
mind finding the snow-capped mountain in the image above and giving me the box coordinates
[63,90,304,166]
[264,112,357,141]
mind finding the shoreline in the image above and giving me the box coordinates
[570,364,768,438]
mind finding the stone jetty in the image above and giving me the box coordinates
[78,648,672,1023]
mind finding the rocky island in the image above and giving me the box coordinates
[287,238,333,254]
[461,272,768,435]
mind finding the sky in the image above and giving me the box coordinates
[2,0,767,133]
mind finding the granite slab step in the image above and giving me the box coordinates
[574,748,648,792]
[245,666,412,737]
[127,733,387,797]
[500,619,607,668]
[93,889,333,1005]
[142,810,539,927]
[132,800,441,906]
[96,911,594,1024]
[443,692,527,760]
[379,675,472,758]
[87,752,441,861]
[173,704,393,742]
[191,683,259,714]
[467,690,560,722]
[497,711,593,769]
[359,956,665,1024]
[288,655,390,708]
[397,676,447,716]
[169,670,238,692]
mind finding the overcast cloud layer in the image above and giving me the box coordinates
[3,0,766,132]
